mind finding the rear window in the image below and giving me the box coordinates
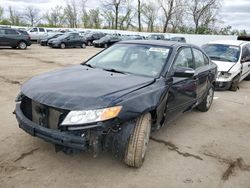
[5,29,19,35]
[0,29,5,34]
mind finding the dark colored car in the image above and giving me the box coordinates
[170,37,186,43]
[92,35,121,48]
[147,34,165,40]
[15,41,217,168]
[48,33,87,49]
[40,33,64,46]
[85,32,106,46]
[0,28,31,49]
[17,29,29,36]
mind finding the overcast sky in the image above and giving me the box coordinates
[1,0,250,31]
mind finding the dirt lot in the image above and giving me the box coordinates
[0,44,250,188]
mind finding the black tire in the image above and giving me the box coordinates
[60,43,66,49]
[87,41,92,46]
[124,113,151,168]
[81,43,86,48]
[244,73,250,81]
[18,41,27,50]
[104,43,108,48]
[197,85,214,112]
[230,75,240,91]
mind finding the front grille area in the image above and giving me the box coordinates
[20,97,68,130]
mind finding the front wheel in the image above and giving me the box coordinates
[197,85,214,112]
[230,75,240,91]
[124,113,151,168]
[60,43,66,49]
[18,41,27,50]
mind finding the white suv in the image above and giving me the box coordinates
[203,40,250,91]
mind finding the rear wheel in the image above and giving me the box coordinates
[104,43,108,48]
[87,41,92,46]
[124,113,151,168]
[81,43,86,48]
[60,43,66,49]
[18,41,27,50]
[230,75,240,91]
[197,85,214,112]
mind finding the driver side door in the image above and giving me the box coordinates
[166,47,197,122]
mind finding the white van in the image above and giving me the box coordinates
[203,40,250,91]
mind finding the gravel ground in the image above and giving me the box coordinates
[0,44,250,188]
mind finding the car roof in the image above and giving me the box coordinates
[118,40,194,48]
[207,40,249,46]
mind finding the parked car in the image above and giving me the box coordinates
[92,35,121,48]
[27,27,48,41]
[203,40,250,91]
[237,36,250,41]
[85,32,106,46]
[17,29,29,36]
[147,34,165,40]
[40,33,64,46]
[15,41,217,168]
[0,28,31,49]
[170,37,186,43]
[48,33,87,49]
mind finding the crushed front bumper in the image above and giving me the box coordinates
[15,103,88,150]
[215,81,232,90]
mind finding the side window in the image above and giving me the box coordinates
[174,48,194,69]
[5,29,19,35]
[0,29,5,34]
[241,45,250,61]
[193,48,207,69]
[30,28,38,32]
[39,28,45,32]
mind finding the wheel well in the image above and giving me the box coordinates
[18,40,27,45]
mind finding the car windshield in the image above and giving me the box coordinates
[203,44,240,63]
[85,44,171,77]
[100,35,113,42]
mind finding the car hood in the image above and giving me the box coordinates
[21,65,155,110]
[212,60,236,72]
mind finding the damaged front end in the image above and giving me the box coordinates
[15,95,135,158]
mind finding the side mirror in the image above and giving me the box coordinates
[173,67,195,78]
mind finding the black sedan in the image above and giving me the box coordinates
[40,33,64,46]
[92,35,121,48]
[48,33,87,49]
[15,41,217,168]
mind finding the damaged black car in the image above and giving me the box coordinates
[15,41,217,168]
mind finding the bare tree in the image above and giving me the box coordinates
[0,6,3,20]
[23,6,40,26]
[102,0,126,29]
[119,0,135,30]
[142,2,158,32]
[188,0,220,34]
[44,6,65,27]
[159,0,183,33]
[8,6,20,25]
[84,8,102,29]
[101,10,115,29]
[64,0,78,28]
[137,0,143,31]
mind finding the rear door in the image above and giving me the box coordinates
[0,29,6,46]
[240,44,250,80]
[192,48,210,101]
[5,29,20,46]
[167,47,197,121]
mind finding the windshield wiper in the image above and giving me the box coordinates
[103,68,126,74]
[83,63,94,68]
[210,56,234,62]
